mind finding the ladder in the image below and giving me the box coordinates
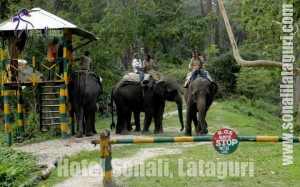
[39,84,60,131]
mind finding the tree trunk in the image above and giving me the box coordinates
[199,0,204,15]
[122,48,131,69]
[217,0,300,72]
[205,0,212,16]
[206,0,213,60]
[218,0,300,126]
[215,0,220,49]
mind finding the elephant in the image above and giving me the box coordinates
[184,77,218,136]
[111,76,184,134]
[68,71,103,138]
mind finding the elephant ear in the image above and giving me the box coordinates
[207,81,218,108]
[154,81,166,97]
[210,82,218,95]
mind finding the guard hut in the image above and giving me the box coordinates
[0,8,97,146]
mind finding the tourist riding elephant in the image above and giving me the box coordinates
[68,71,103,138]
[111,76,184,134]
[184,77,218,136]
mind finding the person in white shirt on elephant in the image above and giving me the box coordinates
[132,53,144,83]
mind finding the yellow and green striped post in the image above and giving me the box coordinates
[1,47,4,96]
[63,46,68,84]
[3,86,12,146]
[17,88,24,133]
[32,56,36,85]
[60,84,67,138]
[91,130,115,187]
[100,131,114,187]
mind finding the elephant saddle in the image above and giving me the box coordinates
[122,72,151,84]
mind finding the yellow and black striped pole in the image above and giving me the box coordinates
[60,84,67,138]
[1,40,12,145]
[1,46,4,96]
[17,88,24,133]
[32,56,36,85]
[63,46,68,84]
[3,86,11,146]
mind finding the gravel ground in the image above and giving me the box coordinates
[16,134,149,166]
[15,110,195,186]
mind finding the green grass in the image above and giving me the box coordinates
[122,101,300,187]
[0,148,39,187]
[1,98,300,187]
[37,150,101,186]
[124,142,299,187]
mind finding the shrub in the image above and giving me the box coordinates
[236,67,280,104]
[205,52,240,95]
[0,148,37,187]
[205,51,261,96]
[12,111,61,144]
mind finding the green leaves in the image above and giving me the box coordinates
[236,67,280,103]
[0,148,37,187]
[234,0,283,58]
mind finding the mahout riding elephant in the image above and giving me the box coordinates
[184,77,218,136]
[68,71,102,138]
[111,76,184,134]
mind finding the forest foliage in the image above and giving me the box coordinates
[0,0,299,114]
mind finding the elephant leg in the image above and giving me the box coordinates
[115,107,123,134]
[84,107,94,136]
[192,110,198,132]
[83,117,86,135]
[117,107,130,135]
[198,107,208,135]
[200,120,208,134]
[154,101,164,134]
[126,111,133,132]
[120,110,130,135]
[142,109,153,133]
[134,111,141,131]
[184,104,194,136]
[115,103,130,135]
[76,107,84,138]
[69,109,76,135]
[92,113,97,134]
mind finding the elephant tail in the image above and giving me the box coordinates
[110,87,115,130]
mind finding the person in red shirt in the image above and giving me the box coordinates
[46,37,59,80]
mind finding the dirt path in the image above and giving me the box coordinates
[16,109,212,186]
[17,109,186,166]
[16,131,197,187]
[16,134,149,166]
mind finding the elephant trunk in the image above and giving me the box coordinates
[175,93,184,131]
[197,95,207,134]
